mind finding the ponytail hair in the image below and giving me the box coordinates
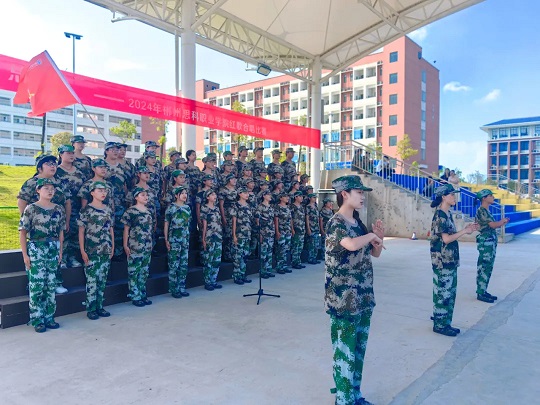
[430,195,442,208]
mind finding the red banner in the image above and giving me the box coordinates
[0,53,320,149]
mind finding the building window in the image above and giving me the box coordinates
[367,128,375,138]
[0,130,11,139]
[1,113,11,123]
[520,126,529,136]
[0,97,11,106]
[353,129,363,139]
[499,128,508,138]
[421,129,426,141]
[389,51,398,63]
[109,116,131,124]
[389,94,397,105]
[421,70,426,83]
[421,148,426,161]
[0,147,11,155]
[13,148,40,157]
[13,115,42,126]
[521,140,529,151]
[389,136,397,146]
[421,91,426,102]
[13,132,41,142]
[389,115,397,126]
[421,111,426,122]
[491,129,498,139]
[389,73,398,84]
[510,127,518,137]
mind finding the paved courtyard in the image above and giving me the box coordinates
[1,231,539,404]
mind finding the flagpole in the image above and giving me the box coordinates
[79,103,108,143]
[41,113,47,155]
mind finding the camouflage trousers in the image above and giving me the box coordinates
[307,233,321,262]
[319,234,327,260]
[113,205,126,257]
[291,231,305,266]
[202,237,222,285]
[27,241,59,327]
[249,226,259,257]
[168,240,189,294]
[260,234,275,276]
[476,235,497,295]
[330,310,373,405]
[232,232,251,281]
[84,254,110,312]
[63,207,80,266]
[127,252,151,301]
[274,233,291,272]
[222,215,233,261]
[432,266,457,328]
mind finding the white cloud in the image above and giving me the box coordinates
[443,81,471,92]
[409,27,428,43]
[104,58,147,72]
[439,140,487,178]
[478,89,501,103]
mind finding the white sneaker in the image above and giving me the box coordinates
[70,259,83,267]
[55,286,68,294]
[60,262,67,269]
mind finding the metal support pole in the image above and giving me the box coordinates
[181,0,197,154]
[310,57,322,191]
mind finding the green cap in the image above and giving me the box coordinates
[169,150,181,157]
[58,144,75,154]
[90,181,107,191]
[308,193,317,198]
[36,178,55,188]
[238,146,248,153]
[137,166,149,173]
[175,157,187,165]
[253,146,264,152]
[332,175,372,193]
[35,154,57,168]
[278,192,289,199]
[272,149,282,155]
[434,183,459,197]
[300,173,310,180]
[476,189,494,199]
[204,189,216,200]
[245,177,255,184]
[323,197,333,204]
[285,147,295,153]
[117,143,128,148]
[173,186,187,195]
[292,191,303,198]
[71,135,86,143]
[144,150,156,158]
[104,141,118,150]
[145,140,158,148]
[206,152,217,161]
[171,169,185,177]
[242,164,253,172]
[272,166,284,174]
[225,173,236,182]
[201,174,214,182]
[92,158,108,168]
[223,151,234,156]
[221,160,234,167]
[132,187,147,198]
[259,189,271,197]
[237,186,248,194]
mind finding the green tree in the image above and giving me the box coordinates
[231,100,250,147]
[109,120,137,143]
[466,170,486,185]
[50,132,72,156]
[396,134,418,162]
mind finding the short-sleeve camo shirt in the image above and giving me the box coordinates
[19,203,66,240]
[275,205,292,236]
[291,203,306,233]
[106,163,127,209]
[201,204,223,241]
[257,204,275,238]
[430,209,460,270]
[164,203,191,244]
[324,213,374,317]
[230,202,252,238]
[17,176,67,207]
[77,179,114,209]
[73,155,93,182]
[121,206,153,255]
[55,166,84,209]
[78,204,113,256]
[320,207,334,234]
[475,206,496,238]
[306,203,320,233]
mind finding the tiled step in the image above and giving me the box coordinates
[505,218,540,235]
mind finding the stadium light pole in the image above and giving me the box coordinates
[64,32,82,136]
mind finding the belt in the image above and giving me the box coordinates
[29,238,59,243]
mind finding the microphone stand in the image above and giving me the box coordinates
[243,234,280,305]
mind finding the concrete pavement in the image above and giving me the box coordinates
[1,230,539,405]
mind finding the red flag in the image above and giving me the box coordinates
[13,51,80,117]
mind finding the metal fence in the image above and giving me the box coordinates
[0,207,20,251]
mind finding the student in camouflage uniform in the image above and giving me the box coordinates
[267,149,282,181]
[78,181,114,320]
[231,187,253,285]
[200,189,223,291]
[290,191,307,269]
[271,179,285,205]
[218,173,238,262]
[164,186,191,298]
[196,174,214,229]
[246,178,259,258]
[163,169,187,210]
[19,178,66,333]
[143,150,164,234]
[71,135,93,181]
[430,184,478,337]
[238,164,254,189]
[127,166,158,230]
[79,159,114,210]
[56,145,84,268]
[235,146,249,178]
[218,160,235,188]
[319,198,334,260]
[281,147,297,191]
[185,150,201,224]
[299,173,310,194]
[221,151,237,176]
[136,140,162,169]
[274,193,293,274]
[249,146,266,177]
[163,150,181,185]
[325,175,384,405]
[117,143,136,190]
[122,187,154,307]
[288,180,301,197]
[305,192,321,265]
[475,189,509,303]
[17,154,70,294]
[256,190,276,278]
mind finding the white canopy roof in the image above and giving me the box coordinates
[86,0,482,81]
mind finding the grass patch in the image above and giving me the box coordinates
[0,165,35,207]
[0,207,21,251]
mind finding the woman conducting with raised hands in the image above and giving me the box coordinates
[324,175,384,405]
[430,183,478,337]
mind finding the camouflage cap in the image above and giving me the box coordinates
[169,149,181,157]
[104,141,118,150]
[90,181,108,191]
[253,146,264,152]
[137,165,150,173]
[271,179,284,189]
[292,191,303,198]
[221,160,234,167]
[206,152,217,161]
[171,169,185,177]
[242,164,253,172]
[300,173,310,180]
[285,147,295,153]
[58,144,75,154]
[258,167,268,173]
[434,183,459,197]
[278,192,289,199]
[259,189,271,197]
[238,146,248,153]
[35,154,57,168]
[244,177,255,184]
[173,186,187,195]
[92,158,108,168]
[259,180,270,187]
[272,149,282,155]
[237,186,248,194]
[223,151,234,156]
[290,180,300,186]
[332,175,372,193]
[144,150,157,158]
[225,173,236,182]
[36,178,55,189]
[145,140,158,148]
[132,187,147,197]
[204,189,216,200]
[476,189,494,199]
[70,135,87,144]
[306,185,314,191]
[201,157,208,163]
[272,166,284,174]
[117,142,128,148]
[323,197,333,204]
[308,193,317,198]
[175,157,187,165]
[201,174,214,182]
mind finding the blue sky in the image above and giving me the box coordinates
[1,0,539,176]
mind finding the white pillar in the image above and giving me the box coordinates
[181,0,197,153]
[310,57,322,191]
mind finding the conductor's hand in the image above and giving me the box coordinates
[372,219,385,240]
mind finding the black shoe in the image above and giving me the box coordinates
[268,273,276,277]
[213,283,223,289]
[477,294,495,303]
[234,279,245,285]
[179,290,190,297]
[433,325,458,337]
[132,300,145,307]
[34,324,46,333]
[204,284,215,291]
[45,320,60,329]
[307,260,318,265]
[299,264,306,268]
[242,278,252,283]
[315,260,321,264]
[87,311,99,320]
[246,255,257,260]
[357,398,374,405]
[484,291,498,300]
[292,264,303,269]
[221,258,233,263]
[261,274,270,279]
[142,298,152,305]
[276,270,286,274]
[171,292,182,299]
[96,308,110,317]
[449,325,461,334]
[284,268,292,273]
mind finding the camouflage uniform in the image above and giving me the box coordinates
[267,162,280,180]
[281,160,297,191]
[121,206,153,301]
[78,179,114,209]
[306,201,321,262]
[126,186,158,228]
[19,203,66,327]
[247,189,259,256]
[231,202,253,282]
[249,158,266,178]
[201,204,223,286]
[290,202,306,266]
[165,203,191,295]
[475,206,497,296]
[257,203,275,277]
[120,160,136,190]
[319,206,334,259]
[106,163,128,256]
[325,213,374,405]
[430,209,460,329]
[274,204,292,272]
[78,204,113,313]
[56,165,84,266]
[73,155,93,182]
[185,164,202,232]
[235,160,248,179]
[218,186,237,261]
